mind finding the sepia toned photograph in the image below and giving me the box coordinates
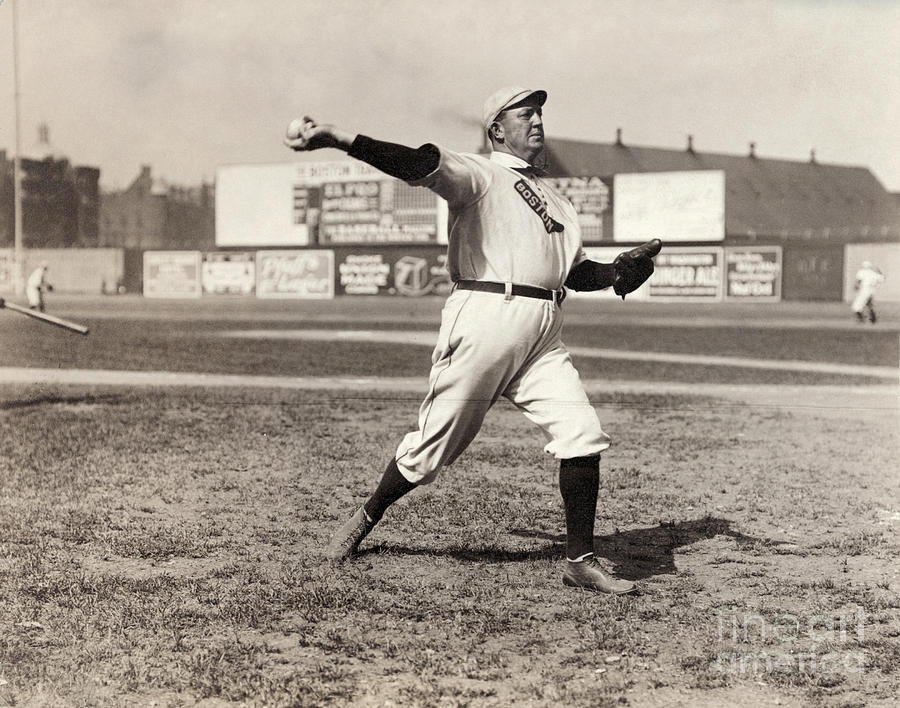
[0,1,898,706]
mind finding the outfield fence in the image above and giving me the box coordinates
[1,242,897,302]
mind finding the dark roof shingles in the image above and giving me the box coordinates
[544,138,900,238]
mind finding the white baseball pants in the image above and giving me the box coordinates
[394,288,611,484]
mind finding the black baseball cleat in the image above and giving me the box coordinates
[563,556,637,594]
[324,506,376,561]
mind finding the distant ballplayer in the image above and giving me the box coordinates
[851,260,885,324]
[26,262,54,313]
[284,86,661,594]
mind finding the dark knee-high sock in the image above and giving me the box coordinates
[363,458,417,523]
[559,455,601,560]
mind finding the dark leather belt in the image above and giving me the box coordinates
[455,279,566,305]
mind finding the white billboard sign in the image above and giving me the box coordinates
[202,252,255,295]
[724,247,782,301]
[143,251,202,298]
[216,160,444,248]
[613,170,725,243]
[256,250,334,299]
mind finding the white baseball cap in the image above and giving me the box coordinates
[482,86,547,129]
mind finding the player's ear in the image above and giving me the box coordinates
[490,122,504,143]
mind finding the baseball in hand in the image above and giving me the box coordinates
[286,118,308,140]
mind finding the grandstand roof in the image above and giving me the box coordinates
[544,138,900,240]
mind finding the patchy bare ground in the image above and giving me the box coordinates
[0,298,897,706]
[0,378,897,708]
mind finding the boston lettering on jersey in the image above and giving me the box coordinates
[514,180,564,234]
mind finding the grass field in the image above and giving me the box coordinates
[0,296,898,707]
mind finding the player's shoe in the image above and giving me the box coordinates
[562,556,637,594]
[324,506,376,561]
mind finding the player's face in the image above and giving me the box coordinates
[496,101,544,162]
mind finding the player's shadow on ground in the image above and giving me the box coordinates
[511,518,785,581]
[367,517,784,581]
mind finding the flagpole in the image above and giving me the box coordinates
[11,0,24,295]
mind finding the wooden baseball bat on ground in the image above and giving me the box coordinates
[0,298,90,335]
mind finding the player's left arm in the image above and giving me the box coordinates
[566,239,663,298]
[565,260,616,291]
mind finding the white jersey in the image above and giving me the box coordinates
[855,266,885,294]
[411,148,586,291]
[851,265,885,311]
[26,267,48,291]
[25,266,50,308]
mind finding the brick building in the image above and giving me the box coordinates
[99,166,215,250]
[0,149,100,248]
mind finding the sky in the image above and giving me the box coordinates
[0,0,898,192]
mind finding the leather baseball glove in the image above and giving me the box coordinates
[613,238,662,299]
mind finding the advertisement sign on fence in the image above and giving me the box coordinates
[333,248,451,296]
[393,252,452,296]
[648,247,724,300]
[337,253,392,295]
[256,250,334,299]
[781,244,844,301]
[143,251,202,298]
[202,252,256,295]
[725,247,782,301]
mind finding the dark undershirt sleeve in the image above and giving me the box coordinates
[565,260,616,291]
[347,134,441,182]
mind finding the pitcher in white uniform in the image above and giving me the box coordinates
[285,87,658,594]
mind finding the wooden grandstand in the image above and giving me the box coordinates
[544,135,900,243]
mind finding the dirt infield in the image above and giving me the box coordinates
[1,377,897,707]
[0,297,898,707]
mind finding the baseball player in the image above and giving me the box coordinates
[851,261,885,324]
[26,262,53,313]
[285,86,660,594]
